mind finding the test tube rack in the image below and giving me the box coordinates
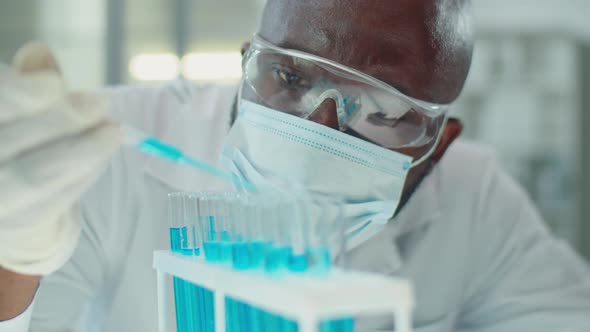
[154,250,415,332]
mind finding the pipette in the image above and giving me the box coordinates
[123,126,256,191]
[0,61,254,191]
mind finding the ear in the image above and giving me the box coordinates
[240,42,251,56]
[432,117,463,161]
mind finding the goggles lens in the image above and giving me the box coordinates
[241,36,448,150]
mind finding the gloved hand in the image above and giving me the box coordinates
[0,42,120,276]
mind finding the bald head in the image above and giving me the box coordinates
[429,0,473,100]
[259,0,473,103]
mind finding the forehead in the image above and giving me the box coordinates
[259,0,439,100]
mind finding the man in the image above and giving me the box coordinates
[1,0,589,331]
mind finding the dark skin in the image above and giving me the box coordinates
[242,0,469,212]
[0,267,39,320]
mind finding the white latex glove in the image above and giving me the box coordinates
[0,42,120,275]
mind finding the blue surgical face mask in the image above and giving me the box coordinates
[222,99,417,250]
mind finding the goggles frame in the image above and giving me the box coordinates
[243,34,451,118]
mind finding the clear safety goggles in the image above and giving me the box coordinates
[239,35,451,151]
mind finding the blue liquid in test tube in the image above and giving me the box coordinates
[218,230,233,263]
[231,242,252,270]
[288,253,309,272]
[170,227,189,332]
[170,226,211,332]
[204,216,224,263]
[170,227,187,252]
[249,241,269,268]
[265,245,292,272]
[307,246,332,272]
[204,241,221,262]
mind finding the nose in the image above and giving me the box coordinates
[308,98,339,130]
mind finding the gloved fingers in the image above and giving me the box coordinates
[12,41,61,75]
[0,171,99,276]
[0,166,99,229]
[0,205,81,276]
[0,42,110,276]
[0,92,110,163]
[0,41,64,125]
[0,68,66,125]
[0,121,120,220]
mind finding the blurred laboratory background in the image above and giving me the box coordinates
[0,0,589,260]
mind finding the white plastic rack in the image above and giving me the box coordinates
[154,250,414,332]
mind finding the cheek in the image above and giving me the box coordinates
[401,160,430,194]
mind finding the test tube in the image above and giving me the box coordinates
[264,197,293,273]
[246,194,271,269]
[168,193,188,253]
[169,192,204,332]
[197,193,218,262]
[188,194,203,257]
[287,195,311,273]
[231,194,257,270]
[182,194,202,257]
[223,197,238,332]
[168,193,186,332]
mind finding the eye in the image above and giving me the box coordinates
[272,66,310,90]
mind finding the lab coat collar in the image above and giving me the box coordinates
[349,164,443,275]
[392,164,443,237]
[393,164,443,267]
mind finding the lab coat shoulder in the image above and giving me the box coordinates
[103,80,236,137]
[438,141,590,331]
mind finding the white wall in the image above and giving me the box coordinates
[454,1,587,246]
[38,0,105,90]
[473,0,590,43]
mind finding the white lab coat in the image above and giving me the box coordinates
[2,80,589,332]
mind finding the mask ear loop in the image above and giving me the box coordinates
[306,89,347,130]
[409,115,449,168]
